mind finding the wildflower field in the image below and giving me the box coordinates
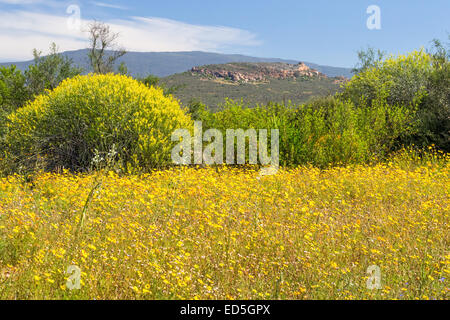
[0,153,448,300]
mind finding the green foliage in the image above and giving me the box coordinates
[0,65,29,142]
[195,96,414,168]
[3,74,192,174]
[343,49,432,107]
[0,44,83,153]
[352,47,386,75]
[117,62,129,75]
[0,65,28,113]
[0,66,27,120]
[343,44,450,152]
[186,99,210,122]
[138,74,185,96]
[413,38,450,151]
[25,43,83,98]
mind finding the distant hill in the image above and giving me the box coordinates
[161,62,346,110]
[1,49,353,78]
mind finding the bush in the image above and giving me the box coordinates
[412,39,450,152]
[196,99,292,165]
[3,74,192,173]
[25,43,83,98]
[0,65,28,114]
[343,50,432,107]
[196,97,414,168]
[344,47,449,151]
[288,97,414,167]
[0,66,29,140]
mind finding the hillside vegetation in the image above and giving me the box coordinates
[162,62,344,110]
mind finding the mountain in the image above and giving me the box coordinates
[161,62,346,111]
[1,49,353,78]
[1,50,351,110]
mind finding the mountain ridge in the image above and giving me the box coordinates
[0,49,353,79]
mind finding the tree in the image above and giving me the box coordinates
[0,65,28,114]
[25,43,83,97]
[352,47,386,74]
[117,62,128,75]
[344,39,450,151]
[344,49,433,107]
[417,36,450,151]
[138,74,185,96]
[0,65,28,139]
[87,21,127,74]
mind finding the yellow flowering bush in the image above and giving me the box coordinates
[3,74,192,173]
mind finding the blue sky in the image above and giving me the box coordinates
[0,0,449,67]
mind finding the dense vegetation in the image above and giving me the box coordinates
[2,74,191,174]
[187,44,449,166]
[0,37,448,301]
[0,40,448,174]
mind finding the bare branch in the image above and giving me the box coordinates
[86,21,127,74]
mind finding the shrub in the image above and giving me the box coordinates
[412,39,450,152]
[0,66,29,141]
[3,74,192,173]
[0,65,28,114]
[198,99,292,165]
[198,97,414,168]
[344,47,449,151]
[287,97,414,167]
[343,50,432,107]
[25,43,83,98]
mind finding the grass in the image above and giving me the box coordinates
[0,152,448,300]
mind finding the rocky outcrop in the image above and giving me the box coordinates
[191,62,326,83]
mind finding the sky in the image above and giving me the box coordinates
[0,0,449,67]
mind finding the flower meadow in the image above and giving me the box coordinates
[0,152,448,300]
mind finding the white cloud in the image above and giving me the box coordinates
[109,16,261,52]
[0,0,41,3]
[0,11,87,61]
[91,1,128,10]
[0,10,261,62]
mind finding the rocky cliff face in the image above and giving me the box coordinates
[191,62,326,83]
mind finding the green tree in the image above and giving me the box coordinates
[352,47,386,75]
[138,74,185,96]
[343,49,432,107]
[414,37,450,151]
[25,43,83,97]
[0,65,28,113]
[0,65,28,139]
[344,40,450,151]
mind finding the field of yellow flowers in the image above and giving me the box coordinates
[0,154,448,300]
